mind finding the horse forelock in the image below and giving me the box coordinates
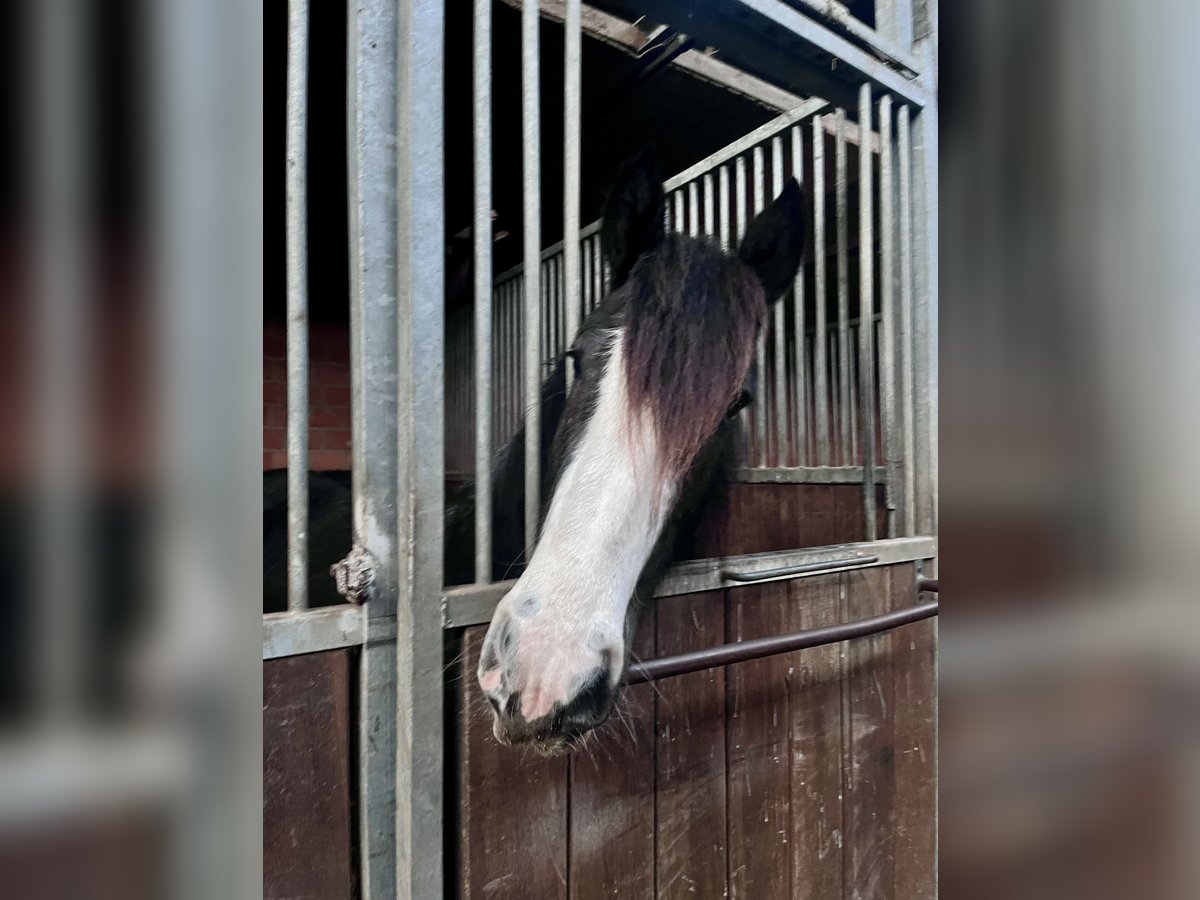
[621,234,766,480]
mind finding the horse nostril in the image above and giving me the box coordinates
[504,692,521,719]
[562,665,614,730]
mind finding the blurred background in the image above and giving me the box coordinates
[0,0,1198,898]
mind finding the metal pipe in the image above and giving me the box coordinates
[790,124,807,466]
[286,0,310,611]
[751,145,767,466]
[688,180,700,237]
[812,115,830,464]
[473,0,493,582]
[835,108,851,465]
[771,135,787,467]
[624,600,938,684]
[858,84,877,541]
[718,164,732,250]
[917,578,938,592]
[563,0,581,388]
[878,94,898,539]
[898,105,916,536]
[673,188,685,233]
[522,0,542,556]
[703,172,715,236]
[734,155,751,460]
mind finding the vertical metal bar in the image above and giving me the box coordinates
[790,124,807,466]
[898,105,916,536]
[834,108,851,464]
[771,135,787,467]
[563,0,581,382]
[734,155,750,461]
[473,0,493,582]
[751,145,768,466]
[718,164,732,250]
[812,116,830,464]
[703,172,715,236]
[878,94,899,538]
[688,180,700,236]
[592,236,602,304]
[673,189,685,234]
[395,0,445,892]
[582,236,592,313]
[858,84,877,541]
[285,0,310,611]
[522,0,542,556]
[911,89,938,538]
[347,0,399,893]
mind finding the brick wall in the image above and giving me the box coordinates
[264,319,352,471]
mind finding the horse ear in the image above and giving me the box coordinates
[738,178,805,301]
[601,147,665,288]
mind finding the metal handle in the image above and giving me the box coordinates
[623,599,938,685]
[721,554,880,583]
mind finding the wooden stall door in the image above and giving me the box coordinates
[454,563,935,900]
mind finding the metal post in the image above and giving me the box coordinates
[858,85,877,541]
[395,0,445,893]
[912,87,938,538]
[878,94,899,537]
[834,108,851,465]
[790,124,807,465]
[771,135,788,466]
[522,0,542,556]
[751,144,767,466]
[473,0,493,583]
[347,0,399,894]
[813,115,830,464]
[897,104,916,536]
[703,172,715,236]
[734,155,751,460]
[563,0,581,384]
[286,0,310,611]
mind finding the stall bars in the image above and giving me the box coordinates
[273,2,937,898]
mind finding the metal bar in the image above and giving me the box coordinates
[898,104,915,535]
[858,84,877,541]
[917,578,938,593]
[286,0,310,612]
[790,124,807,466]
[395,0,445,891]
[443,536,937,627]
[688,180,700,236]
[346,0,400,892]
[834,108,851,465]
[912,67,938,538]
[734,155,751,460]
[718,0,931,104]
[672,189,685,233]
[751,145,767,466]
[878,94,899,538]
[624,600,938,684]
[771,135,787,466]
[522,0,542,556]
[812,115,830,464]
[735,465,887,484]
[592,234,603,303]
[723,554,879,582]
[473,0,493,582]
[263,605,364,659]
[564,0,581,384]
[718,164,732,250]
[666,98,828,192]
[703,172,715,236]
[492,219,602,287]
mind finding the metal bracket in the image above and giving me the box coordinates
[331,544,377,605]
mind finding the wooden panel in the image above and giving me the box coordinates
[692,483,887,557]
[654,590,728,900]
[891,570,936,899]
[567,611,657,900]
[726,581,792,899]
[841,567,897,900]
[263,650,355,900]
[458,626,569,900]
[788,572,845,900]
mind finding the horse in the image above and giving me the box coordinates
[262,150,805,755]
